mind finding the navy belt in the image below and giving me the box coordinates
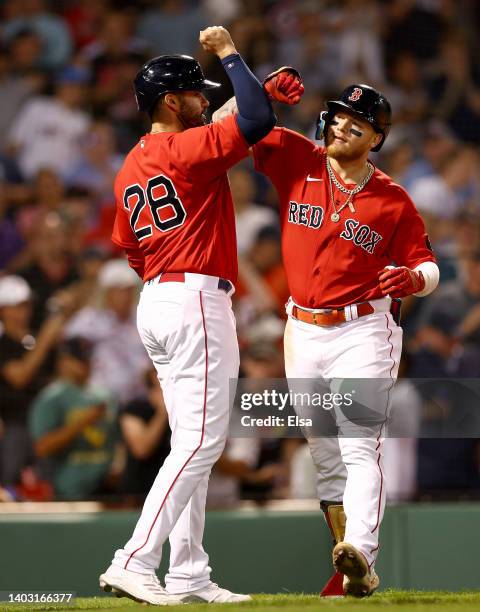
[157,272,233,293]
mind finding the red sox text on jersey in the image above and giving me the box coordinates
[287,203,383,255]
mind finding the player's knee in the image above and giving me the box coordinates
[192,436,227,464]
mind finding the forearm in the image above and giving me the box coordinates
[122,411,168,460]
[140,411,168,457]
[221,54,276,145]
[3,318,63,389]
[214,455,251,478]
[35,421,84,457]
[413,261,440,297]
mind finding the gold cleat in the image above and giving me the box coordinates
[332,541,380,597]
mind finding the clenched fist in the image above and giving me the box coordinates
[378,266,425,298]
[199,26,237,59]
[263,67,304,105]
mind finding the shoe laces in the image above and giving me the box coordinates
[142,573,165,594]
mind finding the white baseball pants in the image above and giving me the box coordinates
[284,298,402,567]
[112,277,239,593]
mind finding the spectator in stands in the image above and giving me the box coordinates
[0,276,69,486]
[428,30,480,144]
[65,259,149,406]
[384,0,447,63]
[0,38,43,151]
[2,0,73,70]
[136,0,207,56]
[400,121,457,192]
[14,169,66,244]
[230,166,277,256]
[82,10,145,117]
[0,178,24,270]
[409,149,476,219]
[416,249,480,356]
[73,245,109,310]
[207,437,283,509]
[7,65,90,180]
[384,51,428,146]
[63,0,110,51]
[236,342,293,503]
[8,28,43,76]
[65,120,123,202]
[29,336,117,500]
[383,353,423,502]
[246,226,289,317]
[16,212,79,331]
[119,367,170,500]
[332,0,385,85]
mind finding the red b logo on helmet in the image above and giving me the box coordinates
[348,87,363,102]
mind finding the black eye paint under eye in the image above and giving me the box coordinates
[350,128,363,137]
[330,119,339,125]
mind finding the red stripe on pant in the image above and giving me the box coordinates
[370,314,396,540]
[124,291,209,569]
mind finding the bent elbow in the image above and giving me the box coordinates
[238,111,277,146]
[254,111,277,144]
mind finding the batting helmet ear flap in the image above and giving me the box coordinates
[315,110,329,141]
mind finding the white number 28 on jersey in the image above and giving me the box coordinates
[123,174,187,240]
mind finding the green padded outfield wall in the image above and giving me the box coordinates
[0,504,479,596]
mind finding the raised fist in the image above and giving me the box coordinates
[263,67,304,105]
[199,26,236,59]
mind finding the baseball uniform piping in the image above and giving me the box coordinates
[371,313,396,537]
[124,291,208,569]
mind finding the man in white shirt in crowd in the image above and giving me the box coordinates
[65,259,149,407]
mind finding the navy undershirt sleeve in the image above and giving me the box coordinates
[221,53,276,146]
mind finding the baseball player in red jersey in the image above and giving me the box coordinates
[99,27,277,605]
[216,81,439,596]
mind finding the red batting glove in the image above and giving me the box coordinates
[263,67,304,105]
[378,266,425,298]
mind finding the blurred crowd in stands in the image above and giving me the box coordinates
[1,0,480,505]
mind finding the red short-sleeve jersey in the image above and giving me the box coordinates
[253,127,436,309]
[112,115,249,282]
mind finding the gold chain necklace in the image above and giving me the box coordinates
[326,156,374,223]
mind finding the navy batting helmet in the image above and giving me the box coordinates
[316,84,392,152]
[134,54,221,115]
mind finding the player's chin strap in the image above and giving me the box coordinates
[320,500,346,597]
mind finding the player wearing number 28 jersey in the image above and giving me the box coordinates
[100,27,276,606]
[112,114,241,283]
